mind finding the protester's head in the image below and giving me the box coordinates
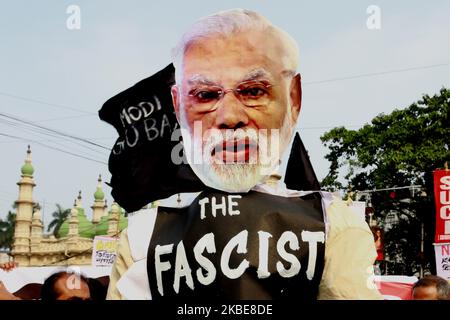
[40,271,91,301]
[412,275,450,300]
[171,8,301,192]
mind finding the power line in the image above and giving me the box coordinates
[0,91,95,115]
[0,188,79,211]
[355,185,423,194]
[0,137,114,144]
[35,114,95,123]
[0,112,109,150]
[0,117,108,157]
[0,112,109,151]
[0,60,447,119]
[0,132,107,165]
[303,62,450,85]
[341,185,425,201]
[298,125,362,130]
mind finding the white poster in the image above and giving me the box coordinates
[348,201,366,222]
[92,236,118,267]
[434,243,450,281]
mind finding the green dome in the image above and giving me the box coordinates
[94,187,105,201]
[118,208,128,230]
[95,207,128,236]
[95,215,110,236]
[58,207,95,239]
[21,146,34,176]
[94,175,105,201]
[21,162,34,176]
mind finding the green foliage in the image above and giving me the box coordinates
[47,204,70,238]
[0,210,16,250]
[321,87,450,275]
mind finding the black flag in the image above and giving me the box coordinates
[284,132,321,191]
[99,64,204,212]
[99,64,320,212]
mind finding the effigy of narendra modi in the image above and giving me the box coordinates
[101,8,382,300]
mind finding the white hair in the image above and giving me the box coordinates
[172,8,300,85]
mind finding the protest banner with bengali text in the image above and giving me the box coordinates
[434,242,450,281]
[91,236,118,267]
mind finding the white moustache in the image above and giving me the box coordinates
[204,129,259,156]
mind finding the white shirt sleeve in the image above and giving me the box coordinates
[115,208,158,300]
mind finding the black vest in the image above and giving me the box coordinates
[147,189,326,300]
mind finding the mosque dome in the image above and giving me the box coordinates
[94,175,105,201]
[58,193,95,239]
[21,163,34,176]
[58,206,95,239]
[21,146,34,176]
[94,187,105,201]
[95,206,128,236]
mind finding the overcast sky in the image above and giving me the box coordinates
[0,0,449,228]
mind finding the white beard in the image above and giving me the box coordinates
[179,107,293,193]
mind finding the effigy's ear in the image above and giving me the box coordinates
[289,73,302,124]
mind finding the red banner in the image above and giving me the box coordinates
[434,169,450,243]
[374,276,417,300]
[375,281,414,300]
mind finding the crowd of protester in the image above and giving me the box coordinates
[1,261,448,300]
[0,262,107,300]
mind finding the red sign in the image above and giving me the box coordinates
[375,281,414,300]
[434,170,450,243]
[373,276,418,300]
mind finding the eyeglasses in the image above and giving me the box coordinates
[187,80,274,112]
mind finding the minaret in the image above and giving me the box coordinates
[68,199,79,238]
[91,175,106,224]
[107,202,120,237]
[30,205,43,266]
[76,190,82,208]
[12,146,36,266]
[30,205,43,244]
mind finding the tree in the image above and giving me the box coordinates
[320,87,450,275]
[0,210,16,250]
[47,204,70,237]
